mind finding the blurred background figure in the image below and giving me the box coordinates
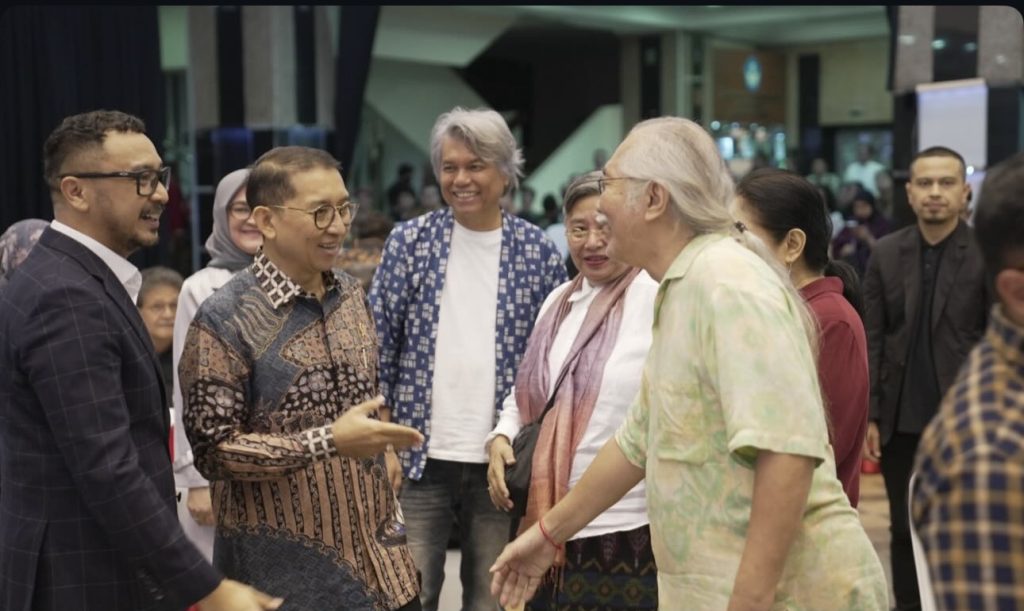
[843,143,886,197]
[387,162,417,216]
[0,218,48,290]
[394,190,421,221]
[335,208,393,293]
[807,157,842,201]
[420,183,444,213]
[137,266,184,388]
[171,168,261,562]
[592,148,608,171]
[517,185,540,225]
[874,169,895,219]
[833,187,892,277]
[354,185,377,211]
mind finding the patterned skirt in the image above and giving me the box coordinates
[527,524,658,611]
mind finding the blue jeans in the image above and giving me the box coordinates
[399,459,511,611]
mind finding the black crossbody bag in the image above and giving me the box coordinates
[504,366,571,519]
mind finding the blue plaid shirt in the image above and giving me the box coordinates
[368,208,567,480]
[913,305,1024,610]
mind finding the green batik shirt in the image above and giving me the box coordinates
[616,233,888,610]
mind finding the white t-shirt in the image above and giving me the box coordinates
[486,272,658,539]
[428,221,503,463]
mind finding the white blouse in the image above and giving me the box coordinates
[487,271,658,540]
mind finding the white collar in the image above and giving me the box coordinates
[50,220,142,302]
[568,277,599,304]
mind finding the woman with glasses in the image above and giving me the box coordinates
[484,171,659,611]
[170,168,261,561]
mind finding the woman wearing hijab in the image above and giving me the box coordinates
[0,219,49,291]
[485,172,659,610]
[171,168,261,560]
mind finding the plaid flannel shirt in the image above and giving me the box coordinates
[913,305,1024,610]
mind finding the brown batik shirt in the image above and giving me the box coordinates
[180,251,418,611]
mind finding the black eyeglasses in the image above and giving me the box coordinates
[269,201,360,229]
[597,176,646,194]
[60,166,171,197]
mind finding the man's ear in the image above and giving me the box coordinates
[251,206,277,241]
[59,177,89,213]
[642,181,671,222]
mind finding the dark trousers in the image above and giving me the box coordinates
[881,432,921,611]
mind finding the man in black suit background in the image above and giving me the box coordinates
[0,110,281,611]
[861,145,990,611]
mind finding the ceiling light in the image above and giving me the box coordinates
[931,39,947,50]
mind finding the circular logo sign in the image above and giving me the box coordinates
[743,55,762,92]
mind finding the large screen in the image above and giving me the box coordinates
[916,78,988,172]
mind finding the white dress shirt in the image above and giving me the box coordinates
[50,220,142,302]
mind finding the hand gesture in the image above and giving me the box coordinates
[197,579,283,611]
[187,486,215,526]
[490,523,557,608]
[384,448,403,493]
[486,435,515,512]
[331,396,424,459]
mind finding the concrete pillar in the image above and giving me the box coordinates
[188,6,219,131]
[242,6,296,128]
[619,36,641,136]
[893,6,935,94]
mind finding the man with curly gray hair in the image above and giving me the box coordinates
[370,107,566,611]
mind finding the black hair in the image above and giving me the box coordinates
[973,152,1024,282]
[911,146,967,180]
[736,168,864,315]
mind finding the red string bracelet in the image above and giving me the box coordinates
[538,517,563,552]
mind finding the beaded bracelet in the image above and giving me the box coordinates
[538,517,563,552]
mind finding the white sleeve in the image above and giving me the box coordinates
[172,273,218,488]
[482,280,570,453]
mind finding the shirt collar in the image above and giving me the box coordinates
[49,220,142,302]
[251,249,339,309]
[988,305,1024,373]
[663,232,728,282]
[799,276,843,301]
[568,277,599,303]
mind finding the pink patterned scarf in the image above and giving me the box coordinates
[514,267,641,549]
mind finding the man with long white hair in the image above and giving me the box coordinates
[490,117,888,610]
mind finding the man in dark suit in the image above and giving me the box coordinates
[0,110,282,611]
[862,145,990,611]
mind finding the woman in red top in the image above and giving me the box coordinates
[732,168,869,506]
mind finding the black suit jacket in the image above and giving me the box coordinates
[863,221,989,445]
[0,228,221,611]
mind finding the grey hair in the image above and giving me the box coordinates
[563,171,602,216]
[137,266,183,307]
[430,107,524,193]
[617,117,821,361]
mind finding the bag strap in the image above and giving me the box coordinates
[536,363,571,425]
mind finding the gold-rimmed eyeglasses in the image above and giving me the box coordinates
[60,166,172,197]
[269,201,360,229]
[596,176,646,194]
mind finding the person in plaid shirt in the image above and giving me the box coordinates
[913,151,1024,610]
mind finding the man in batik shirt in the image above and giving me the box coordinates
[181,146,424,611]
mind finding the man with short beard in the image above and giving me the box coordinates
[862,145,990,611]
[0,110,281,611]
